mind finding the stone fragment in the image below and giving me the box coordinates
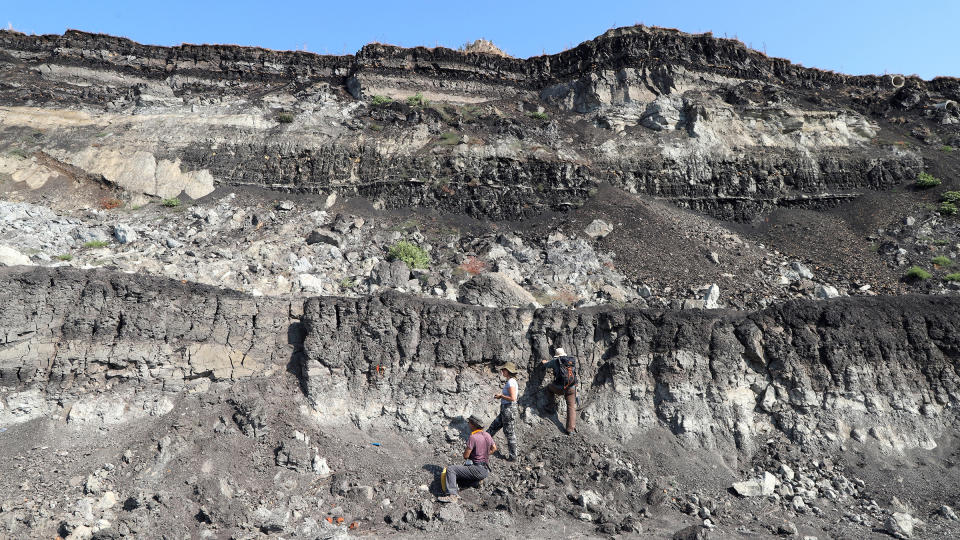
[885,512,915,538]
[584,219,613,239]
[578,490,604,512]
[306,230,341,247]
[437,504,465,522]
[672,524,710,540]
[777,521,798,536]
[457,272,538,308]
[113,224,138,244]
[0,245,31,266]
[814,284,839,299]
[790,262,814,279]
[702,284,720,309]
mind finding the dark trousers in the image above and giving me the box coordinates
[445,462,489,495]
[487,403,518,459]
[547,383,577,432]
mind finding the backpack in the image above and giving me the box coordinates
[553,356,577,389]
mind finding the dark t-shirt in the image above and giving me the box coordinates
[466,430,494,464]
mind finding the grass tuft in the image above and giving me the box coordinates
[905,266,932,280]
[914,172,942,189]
[83,240,109,249]
[161,198,181,208]
[387,241,431,269]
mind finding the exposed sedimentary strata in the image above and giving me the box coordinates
[3,267,957,460]
[2,27,953,220]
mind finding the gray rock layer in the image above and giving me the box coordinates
[2,266,959,459]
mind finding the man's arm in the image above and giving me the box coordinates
[463,435,475,460]
[491,442,498,453]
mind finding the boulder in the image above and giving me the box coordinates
[702,284,720,309]
[814,285,839,299]
[306,229,341,247]
[790,262,814,279]
[0,245,31,266]
[113,224,138,244]
[578,490,604,512]
[672,524,710,540]
[371,260,411,289]
[457,272,538,308]
[732,472,777,497]
[584,219,614,238]
[885,512,915,538]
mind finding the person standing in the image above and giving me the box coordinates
[541,347,578,435]
[487,362,519,461]
[438,415,496,503]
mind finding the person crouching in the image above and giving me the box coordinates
[438,415,496,503]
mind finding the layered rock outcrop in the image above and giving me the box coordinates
[2,26,954,220]
[5,266,953,459]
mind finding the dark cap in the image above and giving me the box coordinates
[467,415,485,428]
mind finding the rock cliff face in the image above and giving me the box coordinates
[301,287,960,456]
[2,26,954,220]
[0,266,297,423]
[4,266,957,461]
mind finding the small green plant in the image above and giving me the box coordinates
[905,266,932,280]
[942,191,960,205]
[933,239,950,246]
[387,241,431,269]
[527,111,549,120]
[56,253,73,261]
[276,112,295,123]
[161,198,181,208]
[8,148,29,158]
[368,123,384,131]
[932,256,953,267]
[406,92,427,107]
[942,145,955,152]
[339,277,357,290]
[941,202,959,216]
[438,131,462,145]
[914,172,942,189]
[371,95,392,106]
[83,240,109,248]
[945,273,960,282]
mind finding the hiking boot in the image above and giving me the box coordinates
[437,494,460,504]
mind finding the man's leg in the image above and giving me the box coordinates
[565,388,577,433]
[443,464,488,496]
[502,406,518,459]
[544,383,560,412]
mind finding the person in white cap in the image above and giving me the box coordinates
[541,346,578,434]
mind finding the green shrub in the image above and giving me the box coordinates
[942,145,954,152]
[941,202,959,216]
[932,256,953,267]
[945,272,960,282]
[387,241,431,269]
[161,198,181,208]
[406,93,427,107]
[905,266,932,280]
[914,172,942,188]
[56,253,73,261]
[942,191,960,205]
[276,112,295,123]
[527,111,549,120]
[83,240,109,248]
[438,132,462,145]
[339,277,357,290]
[371,95,392,106]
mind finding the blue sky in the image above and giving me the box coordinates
[4,1,959,79]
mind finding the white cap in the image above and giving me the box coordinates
[553,347,566,357]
